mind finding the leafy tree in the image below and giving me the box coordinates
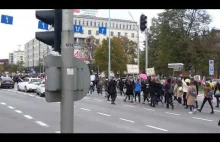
[81,36,99,64]
[94,37,127,74]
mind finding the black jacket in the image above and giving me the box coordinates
[108,80,117,94]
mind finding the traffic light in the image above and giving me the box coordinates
[35,9,62,54]
[140,14,147,32]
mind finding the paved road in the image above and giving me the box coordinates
[0,87,219,133]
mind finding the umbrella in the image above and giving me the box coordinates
[140,74,147,79]
[185,78,190,83]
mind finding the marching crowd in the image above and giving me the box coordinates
[89,76,220,115]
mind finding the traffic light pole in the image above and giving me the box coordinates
[145,28,148,69]
[60,9,74,133]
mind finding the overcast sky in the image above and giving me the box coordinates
[0,9,219,59]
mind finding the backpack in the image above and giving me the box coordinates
[191,87,197,97]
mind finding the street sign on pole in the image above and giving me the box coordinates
[73,25,83,33]
[38,21,49,30]
[209,60,214,75]
[1,14,13,25]
[98,27,107,35]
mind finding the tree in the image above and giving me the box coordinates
[0,65,4,73]
[81,36,99,64]
[116,36,137,64]
[94,37,127,74]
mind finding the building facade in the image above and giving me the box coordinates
[0,59,9,65]
[24,38,49,72]
[9,53,14,64]
[9,50,25,65]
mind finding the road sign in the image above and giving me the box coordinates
[209,60,214,75]
[73,25,83,33]
[98,27,107,35]
[209,60,214,67]
[1,14,13,25]
[38,21,48,30]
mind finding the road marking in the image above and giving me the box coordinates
[74,106,76,107]
[80,108,91,111]
[8,106,15,109]
[29,94,34,97]
[124,104,135,108]
[0,102,6,105]
[35,121,49,127]
[55,131,60,133]
[24,115,33,120]
[93,99,103,102]
[192,117,213,122]
[97,112,111,116]
[214,110,220,112]
[84,97,90,99]
[15,110,22,114]
[36,96,41,99]
[143,108,155,111]
[56,102,60,104]
[22,93,27,95]
[165,112,180,116]
[119,118,135,123]
[146,125,168,132]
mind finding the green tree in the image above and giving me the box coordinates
[94,37,127,74]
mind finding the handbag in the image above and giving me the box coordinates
[215,89,220,96]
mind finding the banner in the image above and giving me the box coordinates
[127,64,139,74]
[146,68,155,76]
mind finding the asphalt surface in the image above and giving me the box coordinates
[0,85,219,133]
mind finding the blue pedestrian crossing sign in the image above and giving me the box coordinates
[209,67,214,75]
[98,27,107,35]
[74,25,83,33]
[1,14,13,25]
[38,21,48,30]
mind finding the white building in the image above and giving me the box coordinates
[9,50,25,66]
[24,38,49,72]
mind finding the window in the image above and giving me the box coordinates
[123,24,124,29]
[86,21,88,26]
[119,24,121,29]
[118,32,121,37]
[88,30,92,35]
[105,23,107,27]
[111,32,114,36]
[94,22,96,26]
[131,33,134,38]
[126,25,128,29]
[79,20,81,25]
[101,22,103,27]
[125,33,127,37]
[116,24,118,28]
[90,21,92,26]
[112,23,114,28]
[75,20,77,25]
[98,22,100,26]
[81,30,84,34]
[133,25,135,30]
[96,30,99,35]
[82,21,85,25]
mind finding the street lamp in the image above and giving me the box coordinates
[108,9,111,79]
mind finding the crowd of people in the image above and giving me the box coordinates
[89,75,220,115]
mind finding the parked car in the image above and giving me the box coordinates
[0,77,14,88]
[17,78,41,92]
[36,80,45,97]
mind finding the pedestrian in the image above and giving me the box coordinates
[194,80,199,108]
[182,78,189,108]
[155,79,164,105]
[214,81,220,108]
[198,82,214,114]
[149,76,157,107]
[164,78,174,109]
[124,79,134,103]
[89,81,93,94]
[119,78,125,96]
[142,79,150,104]
[134,78,141,103]
[186,79,197,114]
[107,77,117,105]
[176,79,183,106]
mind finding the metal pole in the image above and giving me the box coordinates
[39,42,41,74]
[137,25,140,73]
[108,9,111,79]
[145,28,148,70]
[60,9,74,133]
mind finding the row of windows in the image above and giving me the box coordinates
[81,30,135,38]
[74,19,137,30]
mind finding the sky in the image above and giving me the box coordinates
[0,9,219,59]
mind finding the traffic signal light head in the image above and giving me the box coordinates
[140,14,147,32]
[35,9,62,54]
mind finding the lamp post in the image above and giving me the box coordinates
[108,9,111,79]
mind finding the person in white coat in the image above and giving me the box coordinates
[182,78,189,108]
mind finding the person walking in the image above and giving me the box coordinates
[164,78,174,109]
[186,79,197,114]
[124,79,134,103]
[134,78,141,103]
[108,77,117,105]
[142,79,150,104]
[214,81,220,108]
[119,78,125,96]
[182,78,189,108]
[176,79,183,106]
[194,80,199,108]
[198,82,214,114]
[149,77,157,107]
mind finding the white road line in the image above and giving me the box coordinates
[97,112,110,116]
[15,110,22,114]
[146,125,168,132]
[55,131,60,133]
[80,108,91,111]
[143,108,155,111]
[0,102,6,105]
[93,99,103,102]
[214,110,220,112]
[84,97,90,99]
[35,121,49,127]
[74,106,76,107]
[119,118,135,123]
[165,112,180,116]
[124,105,135,108]
[22,93,28,95]
[24,115,33,120]
[56,102,60,103]
[192,117,213,122]
[8,106,15,109]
